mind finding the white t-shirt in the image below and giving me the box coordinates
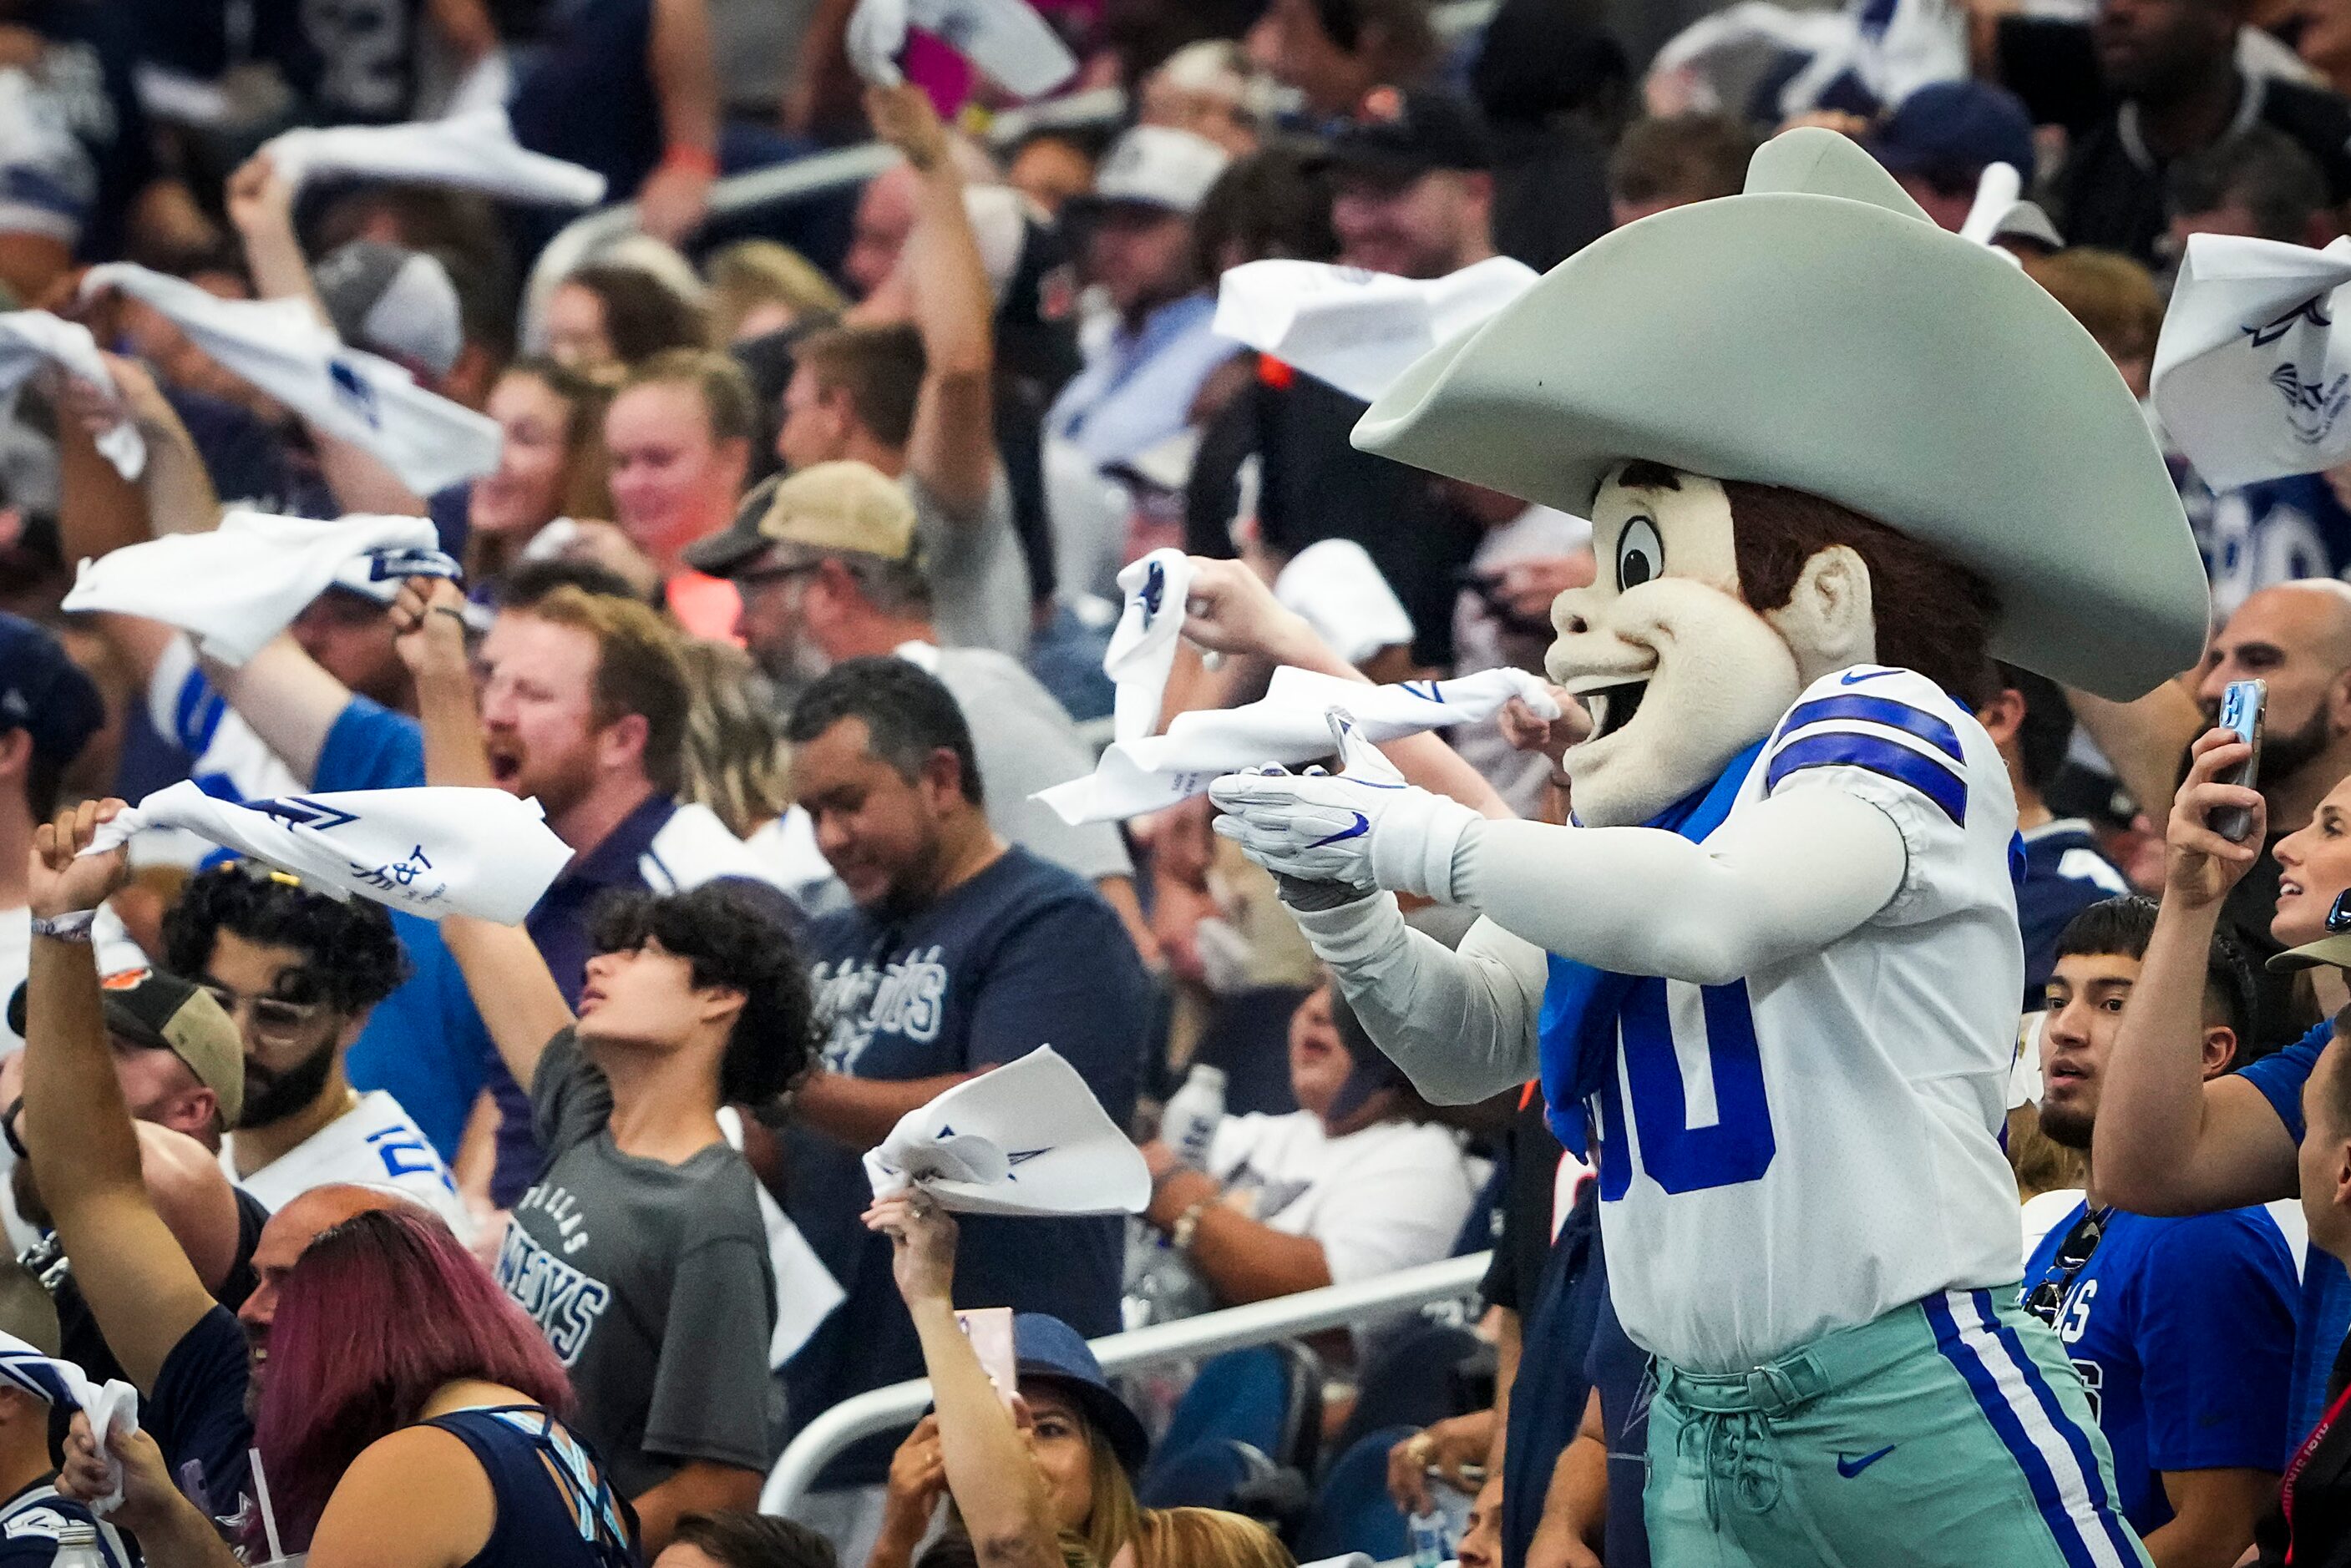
[1591,665,2025,1372]
[222,1089,471,1239]
[1205,1110,1484,1286]
[143,636,301,869]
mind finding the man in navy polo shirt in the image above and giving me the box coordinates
[2024,898,2294,1560]
[777,658,1150,1479]
[197,578,793,1205]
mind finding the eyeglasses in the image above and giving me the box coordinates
[2021,1204,2112,1328]
[201,985,332,1048]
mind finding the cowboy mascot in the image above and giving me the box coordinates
[1210,130,2209,1565]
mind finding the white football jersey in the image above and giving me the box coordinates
[224,1090,473,1241]
[1591,665,2025,1373]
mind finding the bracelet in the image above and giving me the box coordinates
[660,144,720,178]
[28,910,95,943]
[2,1100,27,1162]
[1171,1196,1214,1253]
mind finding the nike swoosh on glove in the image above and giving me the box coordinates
[1208,707,1480,903]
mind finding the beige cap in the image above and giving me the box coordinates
[685,460,918,575]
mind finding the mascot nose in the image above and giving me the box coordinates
[1563,613,1588,635]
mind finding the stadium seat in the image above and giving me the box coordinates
[1137,1437,1281,1510]
[1331,1322,1488,1459]
[1294,1425,1417,1564]
[1147,1341,1325,1485]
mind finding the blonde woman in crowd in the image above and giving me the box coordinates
[866,1194,1296,1568]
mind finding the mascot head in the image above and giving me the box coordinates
[1553,463,2000,823]
[1351,129,2210,827]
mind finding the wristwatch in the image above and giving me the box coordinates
[28,910,95,943]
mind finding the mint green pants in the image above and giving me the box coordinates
[1643,1287,2150,1568]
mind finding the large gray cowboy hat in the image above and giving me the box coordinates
[1350,128,2210,700]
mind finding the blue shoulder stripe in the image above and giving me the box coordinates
[1777,693,1964,766]
[1765,731,1967,824]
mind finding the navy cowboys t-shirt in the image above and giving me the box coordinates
[782,847,1149,1467]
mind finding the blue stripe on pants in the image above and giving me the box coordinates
[1979,1292,2143,1568]
[1923,1291,2105,1568]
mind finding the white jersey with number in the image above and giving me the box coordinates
[223,1090,473,1240]
[1592,665,2024,1373]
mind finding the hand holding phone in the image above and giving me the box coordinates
[2208,679,2266,842]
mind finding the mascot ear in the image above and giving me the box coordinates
[1763,544,1876,683]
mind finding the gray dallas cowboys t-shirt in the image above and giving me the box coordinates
[495,1029,780,1498]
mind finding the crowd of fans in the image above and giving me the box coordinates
[14,0,2351,1561]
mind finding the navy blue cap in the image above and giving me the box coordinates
[0,614,102,782]
[1866,80,2036,189]
[1329,87,1494,181]
[1015,1313,1149,1474]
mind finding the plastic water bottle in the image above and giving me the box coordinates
[1407,1506,1451,1568]
[49,1525,108,1567]
[1163,1065,1227,1169]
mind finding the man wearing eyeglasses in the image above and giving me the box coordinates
[2025,894,2296,1567]
[153,863,470,1239]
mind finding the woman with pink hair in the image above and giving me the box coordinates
[58,1206,641,1566]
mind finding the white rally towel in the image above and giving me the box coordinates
[1037,665,1560,824]
[84,782,573,923]
[846,0,1079,97]
[262,109,607,208]
[1213,256,1539,403]
[0,311,144,479]
[1107,549,1196,746]
[1274,539,1413,665]
[81,264,503,495]
[2150,233,2351,488]
[0,1331,139,1515]
[1957,162,2024,258]
[864,1046,1149,1216]
[61,509,453,666]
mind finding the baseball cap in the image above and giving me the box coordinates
[1328,87,1494,184]
[7,968,244,1126]
[1864,80,2037,190]
[0,614,103,785]
[313,239,464,382]
[683,461,919,577]
[1075,126,1232,216]
[1013,1312,1149,1474]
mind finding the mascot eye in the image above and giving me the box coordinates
[1616,517,1664,591]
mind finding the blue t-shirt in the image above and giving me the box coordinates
[2235,1018,2351,1454]
[782,847,1149,1460]
[314,695,491,1161]
[2022,1202,2297,1533]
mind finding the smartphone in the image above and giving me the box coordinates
[2209,679,2266,842]
[957,1306,1019,1409]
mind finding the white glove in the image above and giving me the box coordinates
[1208,709,1480,903]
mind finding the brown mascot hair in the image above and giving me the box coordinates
[1722,479,2001,708]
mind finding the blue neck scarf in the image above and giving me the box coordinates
[1536,739,1767,1156]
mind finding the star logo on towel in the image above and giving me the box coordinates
[246,795,361,832]
[1004,1147,1051,1178]
[328,357,383,429]
[2268,362,2351,446]
[2245,296,2333,348]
